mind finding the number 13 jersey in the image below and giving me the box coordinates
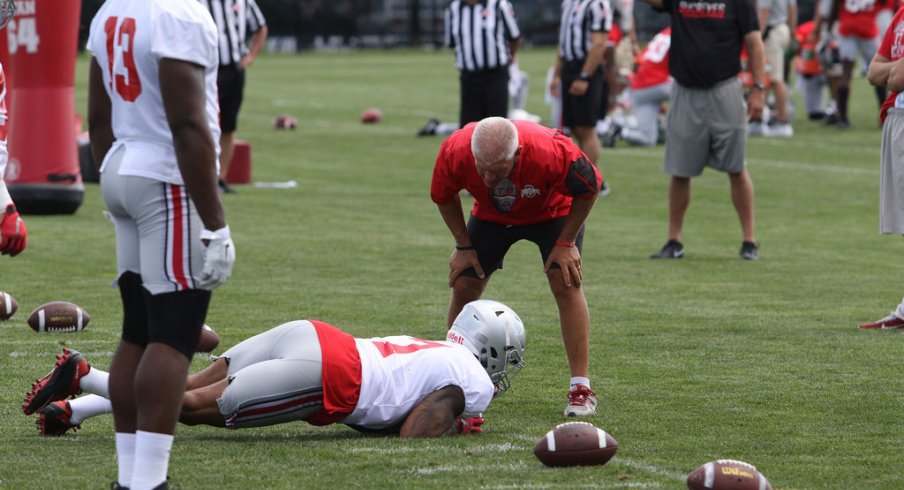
[86,0,221,185]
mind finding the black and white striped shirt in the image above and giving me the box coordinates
[558,0,613,62]
[199,0,267,67]
[444,0,521,72]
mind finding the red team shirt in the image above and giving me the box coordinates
[878,7,904,123]
[632,27,672,90]
[430,121,601,226]
[839,0,880,38]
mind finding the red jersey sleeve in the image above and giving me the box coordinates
[430,134,467,205]
[551,133,602,200]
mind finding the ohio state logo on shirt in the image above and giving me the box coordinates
[679,0,726,18]
[521,184,541,198]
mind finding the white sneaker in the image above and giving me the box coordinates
[564,384,597,417]
[747,121,765,136]
[766,122,794,137]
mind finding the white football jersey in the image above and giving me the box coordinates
[344,336,495,429]
[86,0,220,185]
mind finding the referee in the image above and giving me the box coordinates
[201,0,268,194]
[551,0,612,194]
[444,0,522,128]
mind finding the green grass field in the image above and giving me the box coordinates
[1,47,901,489]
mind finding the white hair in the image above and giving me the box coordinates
[471,117,518,164]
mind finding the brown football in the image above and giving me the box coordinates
[687,459,772,490]
[534,421,618,467]
[360,107,383,123]
[27,302,90,333]
[197,324,220,353]
[0,291,17,320]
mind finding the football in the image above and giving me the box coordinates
[360,107,383,123]
[27,301,90,333]
[0,291,17,320]
[197,324,221,353]
[533,421,618,467]
[687,459,772,490]
[273,114,298,130]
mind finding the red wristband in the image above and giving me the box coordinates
[555,240,575,248]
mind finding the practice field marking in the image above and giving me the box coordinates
[9,350,114,358]
[352,442,527,454]
[611,458,688,481]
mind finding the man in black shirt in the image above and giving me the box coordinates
[644,0,766,261]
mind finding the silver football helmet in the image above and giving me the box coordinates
[0,0,14,31]
[447,299,526,396]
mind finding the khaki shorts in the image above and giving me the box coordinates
[880,108,904,234]
[764,23,790,83]
[664,78,748,177]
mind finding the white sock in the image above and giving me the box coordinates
[78,367,110,397]
[131,430,173,490]
[115,432,136,487]
[895,298,904,318]
[570,377,590,390]
[68,394,113,425]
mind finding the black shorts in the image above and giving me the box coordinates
[561,61,604,128]
[217,65,246,133]
[459,216,585,279]
[459,67,509,127]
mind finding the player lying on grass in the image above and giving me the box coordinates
[23,300,525,438]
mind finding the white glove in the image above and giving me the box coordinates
[197,225,235,290]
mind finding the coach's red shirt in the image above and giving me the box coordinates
[878,7,904,123]
[430,120,601,226]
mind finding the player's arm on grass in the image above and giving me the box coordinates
[399,385,468,438]
[87,58,114,170]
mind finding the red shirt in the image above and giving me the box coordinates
[839,0,880,39]
[878,7,904,123]
[430,120,601,226]
[632,27,671,89]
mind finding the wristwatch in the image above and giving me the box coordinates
[752,82,766,91]
[578,71,591,81]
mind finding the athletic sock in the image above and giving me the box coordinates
[570,377,591,390]
[69,394,113,425]
[115,432,136,488]
[79,367,110,397]
[837,86,850,122]
[131,431,174,490]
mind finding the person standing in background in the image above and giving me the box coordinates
[444,0,522,128]
[0,0,26,257]
[643,0,765,261]
[551,0,613,196]
[76,0,236,487]
[750,0,796,137]
[201,0,268,194]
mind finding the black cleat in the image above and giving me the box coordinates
[650,240,684,259]
[739,241,759,261]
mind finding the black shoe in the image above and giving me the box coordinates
[739,241,759,260]
[417,118,440,137]
[218,179,237,194]
[602,124,621,148]
[824,113,839,125]
[650,240,684,259]
[837,119,851,130]
[599,180,611,197]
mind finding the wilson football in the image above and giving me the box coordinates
[0,291,17,320]
[197,324,220,353]
[27,302,90,333]
[687,459,772,490]
[361,107,383,123]
[534,421,618,467]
